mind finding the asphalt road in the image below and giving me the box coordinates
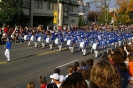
[0,42,101,88]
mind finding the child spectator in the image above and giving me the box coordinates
[38,76,47,88]
[27,81,35,88]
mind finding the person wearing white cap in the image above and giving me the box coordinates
[53,68,65,83]
[50,73,61,88]
[4,38,11,62]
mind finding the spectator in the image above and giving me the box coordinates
[74,61,80,71]
[78,69,90,87]
[0,28,2,45]
[111,49,129,88]
[81,61,87,70]
[128,54,133,76]
[60,72,88,88]
[126,45,133,56]
[27,81,35,88]
[38,76,47,88]
[126,54,133,88]
[116,47,127,61]
[86,59,94,68]
[64,65,73,80]
[50,73,61,88]
[54,68,65,83]
[90,60,121,88]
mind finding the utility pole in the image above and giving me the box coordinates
[57,0,59,31]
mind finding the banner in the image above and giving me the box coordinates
[53,11,58,23]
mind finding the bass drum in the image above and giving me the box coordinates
[37,36,44,42]
[55,39,61,45]
[80,42,85,49]
[46,38,52,43]
[92,43,98,50]
[30,36,36,41]
[67,40,73,46]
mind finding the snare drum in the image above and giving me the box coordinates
[30,36,36,41]
[46,38,52,43]
[55,39,61,45]
[67,40,73,46]
[80,42,85,49]
[37,36,44,42]
[24,35,29,41]
[92,43,98,50]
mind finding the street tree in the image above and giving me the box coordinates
[116,0,132,24]
[0,0,25,26]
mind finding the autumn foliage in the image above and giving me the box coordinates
[116,0,133,24]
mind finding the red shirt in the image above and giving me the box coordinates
[41,84,47,88]
[59,27,62,31]
[4,27,9,34]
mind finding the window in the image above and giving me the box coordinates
[63,17,68,24]
[64,0,68,3]
[22,0,31,8]
[64,4,68,11]
[51,3,54,10]
[69,6,73,12]
[47,2,50,10]
[35,0,42,9]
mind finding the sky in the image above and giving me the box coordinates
[84,0,116,10]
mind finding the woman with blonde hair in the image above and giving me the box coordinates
[90,60,121,88]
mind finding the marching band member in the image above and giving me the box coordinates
[37,32,45,48]
[27,33,32,47]
[80,37,88,56]
[46,30,54,50]
[66,35,74,54]
[55,34,63,52]
[34,33,39,48]
[91,39,99,58]
[41,33,47,49]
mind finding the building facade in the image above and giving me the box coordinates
[21,0,79,27]
[77,0,90,24]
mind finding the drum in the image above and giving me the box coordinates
[64,38,67,42]
[37,36,44,42]
[55,39,61,45]
[92,43,98,50]
[80,42,85,49]
[67,40,73,46]
[132,37,133,42]
[118,41,121,46]
[30,36,36,41]
[88,42,92,48]
[24,35,29,41]
[46,38,52,43]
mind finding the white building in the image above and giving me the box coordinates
[77,0,90,24]
[21,0,79,27]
